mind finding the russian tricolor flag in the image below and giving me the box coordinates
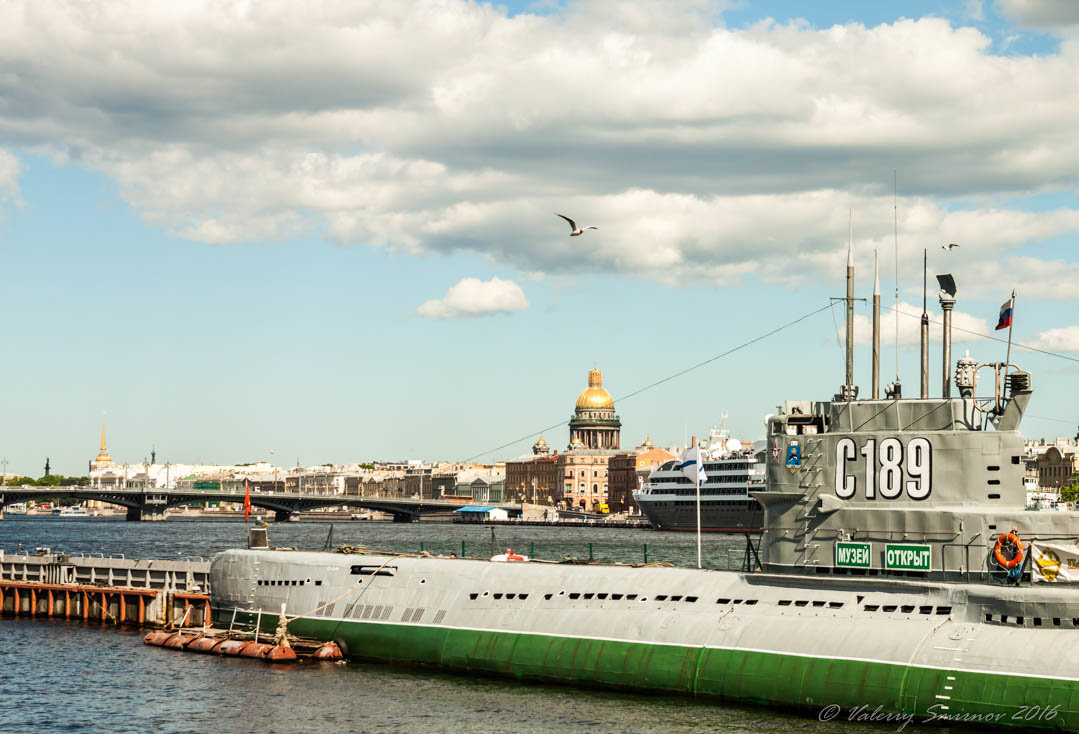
[996,296,1014,331]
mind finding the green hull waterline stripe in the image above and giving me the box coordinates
[220,607,1079,729]
[220,606,1079,684]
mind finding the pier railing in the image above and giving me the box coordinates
[402,537,758,571]
[0,549,212,627]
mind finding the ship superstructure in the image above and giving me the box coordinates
[209,244,1079,729]
[634,426,764,531]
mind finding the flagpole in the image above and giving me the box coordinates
[1005,289,1016,372]
[696,470,702,569]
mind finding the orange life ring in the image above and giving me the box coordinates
[993,532,1024,569]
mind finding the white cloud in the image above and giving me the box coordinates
[847,301,991,347]
[417,276,530,319]
[1,3,1079,291]
[1028,325,1079,351]
[955,256,1079,300]
[0,150,21,205]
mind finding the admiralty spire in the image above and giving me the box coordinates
[90,412,114,471]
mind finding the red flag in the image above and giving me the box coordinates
[243,479,252,523]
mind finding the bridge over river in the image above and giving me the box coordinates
[0,487,522,523]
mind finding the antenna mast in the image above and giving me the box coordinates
[894,172,900,384]
[872,247,880,399]
[920,248,929,398]
[846,210,854,392]
[831,210,865,401]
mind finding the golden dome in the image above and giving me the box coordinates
[575,367,614,410]
[534,436,548,447]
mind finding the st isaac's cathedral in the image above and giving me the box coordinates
[560,367,622,509]
[567,366,621,450]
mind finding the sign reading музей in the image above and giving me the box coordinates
[835,541,872,568]
[835,542,932,571]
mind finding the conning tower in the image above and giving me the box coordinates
[755,261,1075,580]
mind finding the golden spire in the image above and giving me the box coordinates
[94,411,113,466]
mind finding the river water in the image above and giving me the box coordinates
[0,518,940,734]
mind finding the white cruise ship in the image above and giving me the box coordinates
[633,427,764,532]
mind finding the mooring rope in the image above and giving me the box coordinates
[279,554,399,627]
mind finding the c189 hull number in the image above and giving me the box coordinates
[834,437,932,500]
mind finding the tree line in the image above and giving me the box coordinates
[3,475,91,487]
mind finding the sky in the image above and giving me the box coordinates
[3,0,1079,476]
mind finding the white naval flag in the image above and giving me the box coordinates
[679,445,708,486]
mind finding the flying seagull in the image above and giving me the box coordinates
[941,243,960,251]
[555,213,598,236]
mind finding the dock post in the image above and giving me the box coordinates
[30,588,36,617]
[420,541,425,553]
[65,590,71,619]
[14,587,20,616]
[47,589,54,617]
[138,594,145,625]
[461,540,466,558]
[100,591,107,622]
[530,541,534,558]
[82,591,89,620]
[644,543,648,564]
[589,543,593,560]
